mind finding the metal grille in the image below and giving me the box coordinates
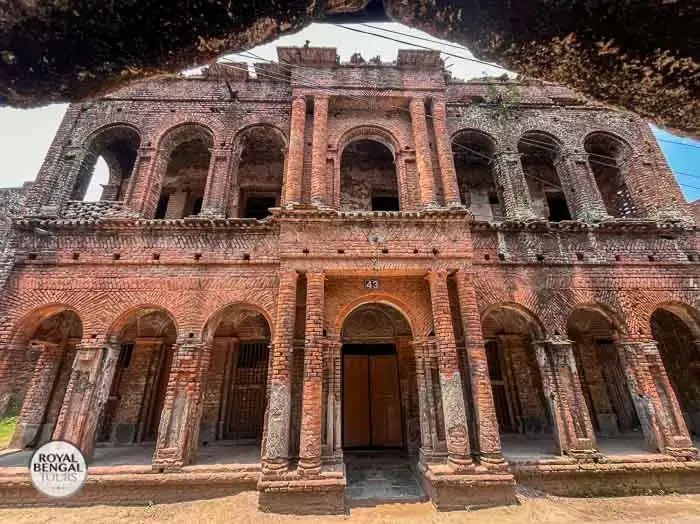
[228,341,269,440]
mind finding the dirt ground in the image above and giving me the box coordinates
[1,490,700,523]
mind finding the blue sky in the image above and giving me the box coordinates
[0,22,697,203]
[652,127,700,202]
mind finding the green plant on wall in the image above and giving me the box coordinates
[483,75,522,127]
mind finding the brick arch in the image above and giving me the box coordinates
[567,303,628,336]
[154,121,215,154]
[647,301,700,338]
[331,293,426,338]
[106,304,180,340]
[201,301,274,342]
[481,301,546,340]
[581,130,637,158]
[518,129,565,154]
[6,303,84,346]
[337,125,401,160]
[233,123,288,149]
[451,128,499,150]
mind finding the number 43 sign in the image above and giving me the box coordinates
[363,279,380,289]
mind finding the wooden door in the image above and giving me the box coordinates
[370,355,403,447]
[343,354,371,447]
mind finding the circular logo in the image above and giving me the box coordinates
[29,440,87,498]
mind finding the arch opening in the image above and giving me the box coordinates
[518,132,571,222]
[72,126,140,202]
[236,126,286,219]
[155,128,213,219]
[452,130,502,220]
[97,308,177,445]
[340,139,399,211]
[481,306,554,453]
[584,132,636,218]
[340,303,420,453]
[6,309,82,449]
[651,306,700,436]
[200,305,271,443]
[567,308,643,446]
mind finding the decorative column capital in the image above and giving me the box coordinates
[425,268,450,284]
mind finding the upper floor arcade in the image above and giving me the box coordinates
[19,47,692,227]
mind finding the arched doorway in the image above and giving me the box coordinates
[584,132,637,218]
[452,129,502,220]
[340,303,417,451]
[8,309,82,449]
[236,126,286,219]
[567,308,644,451]
[340,139,399,211]
[97,308,176,445]
[200,305,272,444]
[651,305,700,437]
[481,305,555,457]
[518,131,572,222]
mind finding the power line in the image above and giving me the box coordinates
[657,138,700,150]
[359,23,477,53]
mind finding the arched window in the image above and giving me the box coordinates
[518,132,571,222]
[452,130,502,220]
[584,132,636,218]
[340,139,399,211]
[155,127,213,219]
[236,126,286,219]
[72,126,140,202]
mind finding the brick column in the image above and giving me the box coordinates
[0,343,21,417]
[617,338,695,457]
[554,152,609,221]
[412,338,439,457]
[533,338,597,458]
[283,95,307,205]
[453,270,505,465]
[410,97,437,208]
[52,341,120,461]
[200,149,233,217]
[299,271,325,475]
[310,95,329,205]
[262,270,298,473]
[11,343,65,448]
[426,269,473,470]
[431,98,460,207]
[152,340,210,471]
[125,147,157,216]
[493,152,536,220]
[322,338,343,464]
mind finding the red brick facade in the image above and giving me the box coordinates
[0,47,699,511]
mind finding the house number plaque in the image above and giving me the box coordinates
[363,279,380,290]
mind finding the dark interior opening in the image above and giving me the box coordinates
[371,195,400,211]
[155,194,169,219]
[243,195,276,219]
[546,191,572,221]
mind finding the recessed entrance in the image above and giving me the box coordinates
[343,344,403,449]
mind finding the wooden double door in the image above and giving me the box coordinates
[343,344,403,449]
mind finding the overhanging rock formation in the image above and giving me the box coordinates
[0,0,698,134]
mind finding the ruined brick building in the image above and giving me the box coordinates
[0,47,698,510]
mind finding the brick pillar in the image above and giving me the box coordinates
[298,271,325,475]
[262,270,298,473]
[310,95,329,205]
[410,97,437,208]
[554,152,609,221]
[11,343,65,448]
[200,149,233,217]
[152,340,209,471]
[126,147,157,216]
[412,338,439,457]
[454,270,505,465]
[283,95,306,205]
[322,338,343,464]
[0,343,20,417]
[533,338,597,458]
[52,342,120,461]
[431,98,461,207]
[617,338,695,457]
[426,269,473,470]
[493,151,536,220]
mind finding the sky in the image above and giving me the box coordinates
[0,22,698,202]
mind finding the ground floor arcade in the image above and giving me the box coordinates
[0,271,699,509]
